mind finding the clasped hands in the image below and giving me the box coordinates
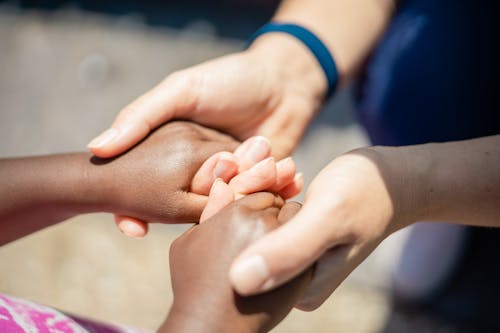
[87,46,405,319]
[103,121,303,238]
[90,120,309,332]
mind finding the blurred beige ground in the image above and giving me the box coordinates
[0,5,408,332]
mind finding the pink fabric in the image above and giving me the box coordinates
[0,294,151,333]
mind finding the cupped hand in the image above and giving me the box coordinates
[163,193,312,333]
[227,148,417,310]
[88,37,325,160]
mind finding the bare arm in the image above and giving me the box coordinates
[91,0,397,159]
[0,153,105,245]
[250,0,396,98]
[229,134,500,309]
[0,121,238,245]
[398,134,500,228]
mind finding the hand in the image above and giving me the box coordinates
[161,193,312,333]
[96,121,239,227]
[88,35,326,160]
[228,148,418,310]
[115,135,304,238]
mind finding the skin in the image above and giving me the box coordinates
[160,193,312,333]
[0,121,240,244]
[85,0,498,315]
[0,120,308,332]
[229,135,500,309]
[116,135,303,237]
[88,0,397,159]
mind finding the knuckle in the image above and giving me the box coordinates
[164,70,198,96]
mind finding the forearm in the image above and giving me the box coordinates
[249,0,396,99]
[376,135,500,229]
[0,153,108,244]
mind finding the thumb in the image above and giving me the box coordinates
[88,72,197,158]
[229,201,332,296]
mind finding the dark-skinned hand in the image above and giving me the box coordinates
[161,193,312,333]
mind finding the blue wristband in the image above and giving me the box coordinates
[247,22,338,98]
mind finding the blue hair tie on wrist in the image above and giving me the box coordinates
[247,22,338,98]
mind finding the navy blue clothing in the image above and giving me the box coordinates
[355,0,499,329]
[356,0,499,146]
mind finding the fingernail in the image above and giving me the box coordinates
[295,172,303,183]
[254,156,274,168]
[230,255,272,295]
[229,157,275,195]
[87,128,119,149]
[247,137,270,163]
[213,158,237,180]
[119,220,146,239]
[276,157,293,170]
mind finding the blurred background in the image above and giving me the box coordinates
[0,1,468,332]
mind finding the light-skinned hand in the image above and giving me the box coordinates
[87,35,326,160]
[227,148,417,310]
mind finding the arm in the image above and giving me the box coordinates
[252,0,396,90]
[390,134,500,228]
[160,194,312,333]
[0,153,106,245]
[228,134,500,309]
[0,121,239,245]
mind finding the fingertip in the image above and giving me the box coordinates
[294,301,320,312]
[270,157,296,192]
[295,290,325,312]
[234,136,271,171]
[200,179,234,223]
[229,157,277,195]
[114,215,148,238]
[213,154,239,182]
[192,152,239,195]
[87,128,119,151]
[88,123,150,158]
[279,172,304,199]
[230,254,272,296]
[278,201,302,224]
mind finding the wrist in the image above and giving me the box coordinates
[160,304,259,333]
[367,145,431,232]
[50,153,112,215]
[0,153,110,244]
[247,33,327,108]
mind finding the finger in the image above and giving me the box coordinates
[233,136,271,172]
[228,157,277,196]
[88,73,196,158]
[234,192,284,211]
[277,201,302,224]
[229,202,332,296]
[295,246,353,311]
[268,157,296,193]
[114,215,149,238]
[278,173,304,199]
[200,179,235,223]
[191,152,238,195]
[174,191,209,223]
